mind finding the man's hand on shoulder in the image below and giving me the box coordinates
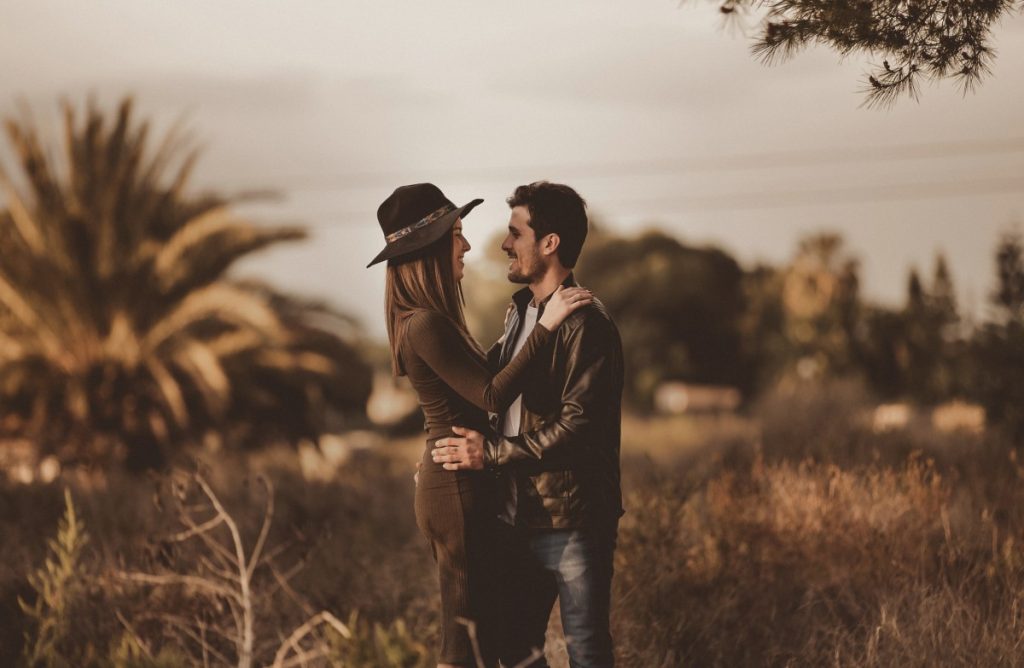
[432,426,486,470]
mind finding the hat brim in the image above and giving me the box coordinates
[366,198,483,268]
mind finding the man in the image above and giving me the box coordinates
[433,181,624,668]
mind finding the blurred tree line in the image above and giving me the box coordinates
[465,221,1024,439]
[0,99,371,470]
[2,98,1021,473]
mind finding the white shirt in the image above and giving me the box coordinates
[503,304,538,437]
[500,303,537,524]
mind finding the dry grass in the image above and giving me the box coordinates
[613,379,1024,667]
[4,380,1024,666]
[0,448,435,666]
[616,452,1024,666]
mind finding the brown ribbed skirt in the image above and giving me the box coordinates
[415,438,500,667]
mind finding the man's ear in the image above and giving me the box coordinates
[541,233,561,258]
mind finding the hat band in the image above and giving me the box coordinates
[385,203,456,244]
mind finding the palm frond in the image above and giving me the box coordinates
[0,330,26,363]
[142,282,282,353]
[205,330,266,358]
[255,350,335,376]
[154,207,306,295]
[144,357,189,428]
[101,311,141,366]
[0,170,46,253]
[171,340,231,417]
[0,273,63,358]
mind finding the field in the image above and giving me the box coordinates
[2,379,1023,667]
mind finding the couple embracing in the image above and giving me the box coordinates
[367,181,624,668]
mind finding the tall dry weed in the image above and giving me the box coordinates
[615,446,1024,666]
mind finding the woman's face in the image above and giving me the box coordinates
[451,218,471,282]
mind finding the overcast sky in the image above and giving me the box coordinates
[3,1,1023,338]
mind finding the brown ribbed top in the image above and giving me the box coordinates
[400,308,552,440]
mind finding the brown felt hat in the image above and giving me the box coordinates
[366,183,483,268]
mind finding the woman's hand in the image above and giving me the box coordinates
[538,285,593,330]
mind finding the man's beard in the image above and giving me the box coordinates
[507,255,544,284]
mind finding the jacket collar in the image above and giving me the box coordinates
[512,272,577,313]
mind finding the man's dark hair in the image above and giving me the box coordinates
[507,181,588,269]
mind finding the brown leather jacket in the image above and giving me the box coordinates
[484,275,624,529]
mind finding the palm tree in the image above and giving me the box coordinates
[0,98,370,469]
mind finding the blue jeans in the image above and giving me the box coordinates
[498,521,618,668]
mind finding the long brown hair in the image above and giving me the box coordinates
[385,228,482,376]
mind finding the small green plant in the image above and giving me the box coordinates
[326,611,430,668]
[18,488,91,668]
[105,633,188,668]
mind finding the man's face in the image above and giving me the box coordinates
[501,206,547,284]
[451,218,470,282]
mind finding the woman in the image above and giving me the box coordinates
[367,183,590,668]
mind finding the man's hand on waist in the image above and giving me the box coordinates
[432,426,485,470]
